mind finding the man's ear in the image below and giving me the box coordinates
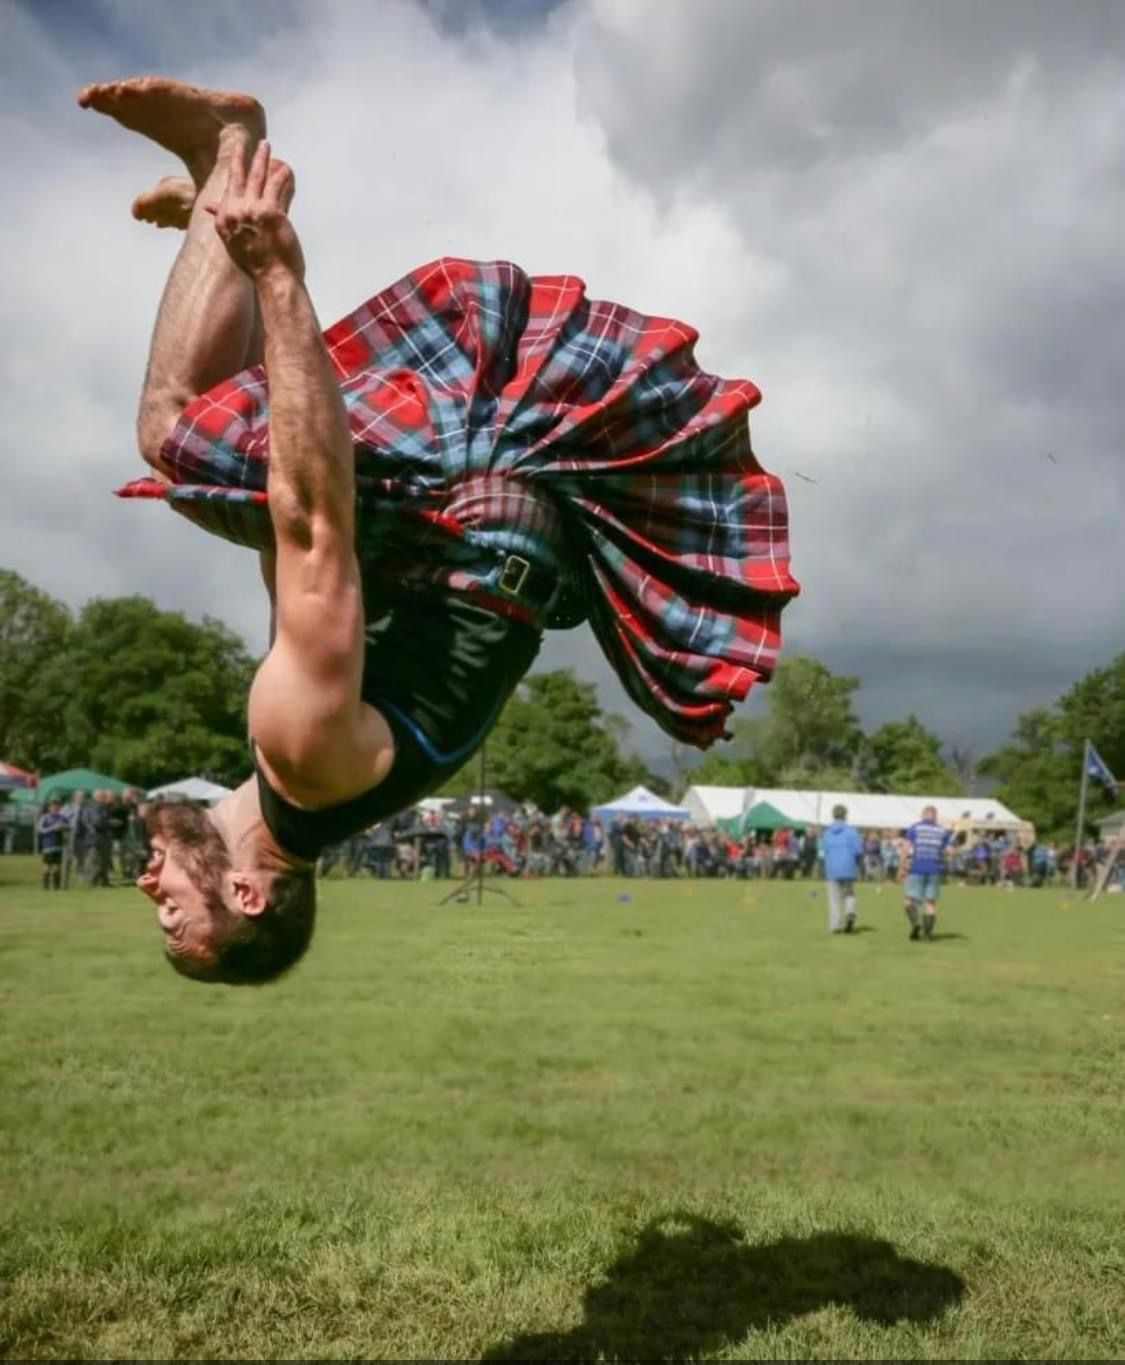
[226,870,273,917]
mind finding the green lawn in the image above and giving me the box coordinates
[1,855,1123,1360]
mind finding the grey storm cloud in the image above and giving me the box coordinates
[579,0,1125,183]
[575,0,1125,748]
[1,0,1121,769]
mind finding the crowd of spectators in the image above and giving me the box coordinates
[7,785,1119,894]
[32,789,149,890]
[316,807,1123,892]
[318,806,604,880]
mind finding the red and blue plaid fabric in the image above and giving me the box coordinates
[117,258,799,746]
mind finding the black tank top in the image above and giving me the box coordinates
[252,585,542,861]
[252,714,435,862]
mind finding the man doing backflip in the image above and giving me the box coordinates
[78,77,798,985]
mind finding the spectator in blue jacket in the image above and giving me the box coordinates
[822,804,863,934]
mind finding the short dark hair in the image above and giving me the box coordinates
[217,871,316,984]
[164,870,317,986]
[833,804,847,820]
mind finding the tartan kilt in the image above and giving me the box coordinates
[117,258,799,746]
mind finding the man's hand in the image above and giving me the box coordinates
[208,139,304,282]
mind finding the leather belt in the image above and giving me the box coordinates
[493,553,558,612]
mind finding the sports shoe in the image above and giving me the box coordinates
[909,924,921,941]
[844,916,855,933]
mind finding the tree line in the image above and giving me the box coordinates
[2,568,1122,836]
[679,653,1123,840]
[0,568,652,806]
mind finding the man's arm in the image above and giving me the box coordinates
[259,550,277,646]
[210,142,391,801]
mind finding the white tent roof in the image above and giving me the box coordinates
[926,796,1026,825]
[743,788,820,823]
[681,783,1027,830]
[746,787,1025,831]
[147,776,232,804]
[681,785,746,825]
[592,785,690,819]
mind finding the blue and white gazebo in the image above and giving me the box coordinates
[591,785,691,822]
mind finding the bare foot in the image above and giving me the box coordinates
[132,175,196,229]
[77,76,266,186]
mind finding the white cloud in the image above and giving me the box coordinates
[2,0,1122,765]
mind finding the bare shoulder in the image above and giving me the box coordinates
[248,642,395,806]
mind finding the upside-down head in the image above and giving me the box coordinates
[137,801,315,984]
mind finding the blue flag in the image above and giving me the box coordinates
[1086,744,1118,794]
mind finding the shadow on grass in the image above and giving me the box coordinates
[482,1214,964,1362]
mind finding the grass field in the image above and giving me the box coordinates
[2,854,1123,1360]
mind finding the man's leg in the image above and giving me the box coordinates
[922,885,938,939]
[134,174,269,374]
[843,880,857,932]
[77,79,266,471]
[826,880,842,932]
[136,134,264,469]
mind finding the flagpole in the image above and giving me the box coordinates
[1071,739,1091,889]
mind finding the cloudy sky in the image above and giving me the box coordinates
[2,0,1122,768]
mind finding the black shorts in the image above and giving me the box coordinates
[358,584,542,815]
[41,849,62,866]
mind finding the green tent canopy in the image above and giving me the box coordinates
[718,800,806,838]
[9,767,134,804]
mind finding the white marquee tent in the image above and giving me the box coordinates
[681,783,1024,830]
[680,785,746,826]
[148,777,233,805]
[592,785,691,821]
[1096,809,1125,837]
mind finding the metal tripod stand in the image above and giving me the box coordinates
[438,742,521,907]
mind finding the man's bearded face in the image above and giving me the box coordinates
[137,802,232,973]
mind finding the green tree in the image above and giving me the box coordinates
[0,569,72,768]
[32,595,258,787]
[980,709,1074,840]
[684,712,773,788]
[688,655,863,788]
[860,715,959,795]
[441,669,641,810]
[983,657,1125,841]
[762,655,864,772]
[686,750,765,788]
[948,743,979,794]
[776,758,862,791]
[617,751,672,798]
[1055,654,1125,783]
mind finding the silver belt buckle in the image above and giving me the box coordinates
[498,554,531,596]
